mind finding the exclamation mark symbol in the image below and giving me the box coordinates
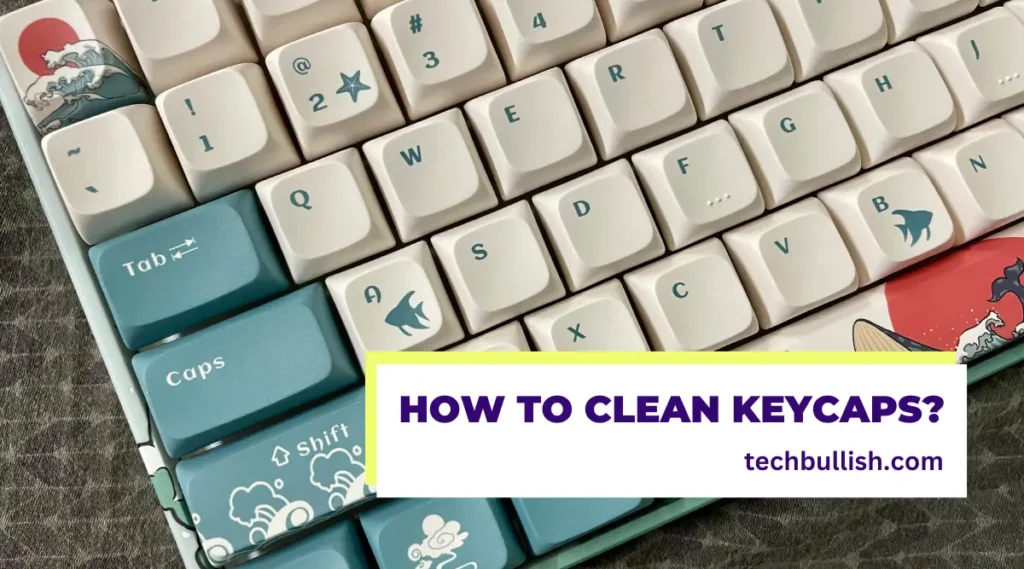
[185,98,195,115]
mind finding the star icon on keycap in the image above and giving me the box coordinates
[337,70,371,103]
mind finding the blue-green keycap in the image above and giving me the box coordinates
[177,388,372,566]
[132,283,359,457]
[89,190,289,350]
[244,519,369,569]
[510,498,653,555]
[360,499,526,569]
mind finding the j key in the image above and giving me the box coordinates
[242,0,362,56]
[132,283,360,458]
[0,0,149,134]
[244,520,369,569]
[879,0,978,44]
[114,0,257,95]
[177,388,372,566]
[525,280,649,351]
[595,0,703,42]
[511,499,652,555]
[451,322,532,351]
[360,499,526,569]
[88,190,289,350]
[41,104,194,244]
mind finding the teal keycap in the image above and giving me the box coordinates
[360,499,526,569]
[510,498,653,555]
[132,283,359,458]
[88,190,289,350]
[177,388,373,566]
[244,519,369,569]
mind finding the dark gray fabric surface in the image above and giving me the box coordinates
[0,1,1022,567]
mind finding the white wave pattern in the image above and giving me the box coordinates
[954,310,1024,364]
[23,64,104,109]
[43,39,107,69]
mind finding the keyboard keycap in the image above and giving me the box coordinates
[533,161,664,292]
[465,68,597,200]
[723,197,857,329]
[114,0,257,95]
[595,0,703,42]
[879,0,978,44]
[360,499,527,569]
[372,0,506,120]
[177,388,372,566]
[632,121,764,250]
[256,149,395,284]
[566,29,697,160]
[245,520,369,569]
[825,43,956,168]
[624,238,759,351]
[361,0,401,18]
[88,190,289,350]
[525,280,649,351]
[451,322,532,351]
[41,104,193,244]
[242,0,362,56]
[511,499,652,555]
[432,202,566,334]
[157,63,301,202]
[267,23,405,161]
[132,284,359,458]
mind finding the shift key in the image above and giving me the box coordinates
[89,190,290,350]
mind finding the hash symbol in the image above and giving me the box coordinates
[409,14,423,33]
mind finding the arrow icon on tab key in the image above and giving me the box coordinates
[170,238,196,250]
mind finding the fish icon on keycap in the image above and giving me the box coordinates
[385,290,431,336]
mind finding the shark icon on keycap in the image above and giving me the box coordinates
[385,290,431,336]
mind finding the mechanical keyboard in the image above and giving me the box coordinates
[2,0,1024,567]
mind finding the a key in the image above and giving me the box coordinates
[244,520,369,569]
[525,280,649,351]
[465,68,596,200]
[632,121,764,250]
[663,0,794,120]
[729,81,861,209]
[371,0,506,120]
[157,63,301,202]
[818,158,955,285]
[132,284,360,458]
[879,0,978,44]
[0,0,149,134]
[917,8,1024,130]
[363,109,498,242]
[825,43,956,168]
[914,118,1024,244]
[114,0,257,95]
[451,322,532,351]
[533,161,664,292]
[765,0,888,81]
[242,0,362,56]
[624,238,759,351]
[595,0,703,42]
[723,197,858,329]
[256,149,395,284]
[177,388,372,566]
[267,23,405,161]
[325,242,465,367]
[431,202,566,334]
[479,0,607,81]
[41,104,193,244]
[88,190,289,350]
[566,29,697,160]
[511,499,652,555]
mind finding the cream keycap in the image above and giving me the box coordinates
[818,158,955,285]
[113,0,257,94]
[723,197,858,329]
[432,202,566,334]
[879,0,978,44]
[451,322,532,351]
[361,0,400,18]
[663,0,794,120]
[465,69,596,200]
[632,121,764,251]
[729,82,861,209]
[325,242,464,367]
[824,43,956,168]
[914,118,1024,244]
[764,0,887,81]
[372,0,506,120]
[566,30,697,160]
[624,238,758,351]
[255,149,395,284]
[533,161,665,292]
[364,109,498,242]
[525,280,649,351]
[156,63,300,202]
[267,23,405,161]
[595,0,703,42]
[917,8,1024,130]
[242,0,361,55]
[41,105,194,245]
[479,0,607,81]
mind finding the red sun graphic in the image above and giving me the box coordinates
[18,18,78,77]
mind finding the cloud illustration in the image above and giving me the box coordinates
[228,482,288,528]
[407,515,468,561]
[309,448,365,493]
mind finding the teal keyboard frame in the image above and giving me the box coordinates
[1,48,1017,569]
